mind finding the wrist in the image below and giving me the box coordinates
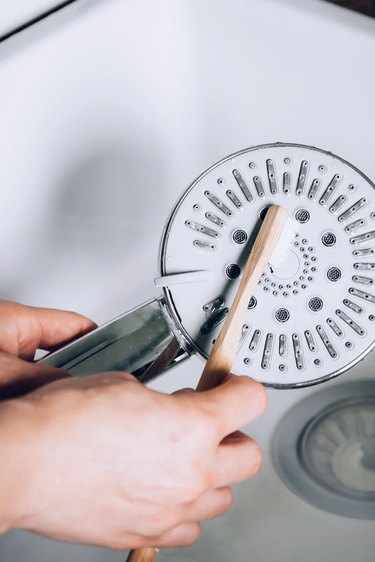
[0,399,36,533]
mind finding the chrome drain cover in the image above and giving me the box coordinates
[159,143,375,387]
[272,380,375,519]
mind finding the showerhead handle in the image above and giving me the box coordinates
[39,298,190,382]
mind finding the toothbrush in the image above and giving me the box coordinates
[128,205,296,562]
[197,204,294,391]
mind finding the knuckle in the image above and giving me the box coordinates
[144,515,174,537]
[198,470,214,495]
[158,523,201,548]
[143,522,165,538]
[211,487,233,517]
[248,441,263,476]
[192,399,218,430]
[184,469,212,502]
[180,523,201,547]
[194,403,221,442]
[249,379,268,414]
[221,487,233,511]
[108,371,137,383]
[109,538,140,551]
[173,387,195,396]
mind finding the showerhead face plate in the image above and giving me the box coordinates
[160,143,375,387]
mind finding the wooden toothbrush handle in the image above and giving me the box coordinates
[126,547,158,562]
[127,206,288,562]
[197,205,288,391]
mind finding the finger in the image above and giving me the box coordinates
[213,431,263,487]
[0,300,97,359]
[23,305,97,358]
[195,374,268,438]
[153,522,201,548]
[173,387,195,396]
[183,486,232,522]
[118,523,201,550]
[0,352,69,400]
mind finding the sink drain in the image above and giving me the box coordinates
[272,380,375,519]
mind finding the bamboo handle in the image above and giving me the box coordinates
[126,547,159,562]
[127,206,288,562]
[197,205,288,391]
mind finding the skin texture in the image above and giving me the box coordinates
[0,301,268,550]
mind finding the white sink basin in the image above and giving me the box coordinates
[0,0,374,560]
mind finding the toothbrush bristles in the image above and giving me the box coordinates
[269,218,299,268]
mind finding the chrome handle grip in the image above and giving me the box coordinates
[40,298,189,383]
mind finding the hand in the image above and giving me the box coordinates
[0,300,96,399]
[0,372,267,549]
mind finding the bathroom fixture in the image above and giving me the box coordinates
[42,143,375,388]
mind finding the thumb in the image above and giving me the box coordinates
[0,300,97,359]
[194,374,268,437]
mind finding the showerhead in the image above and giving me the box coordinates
[42,142,375,390]
[159,143,375,388]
